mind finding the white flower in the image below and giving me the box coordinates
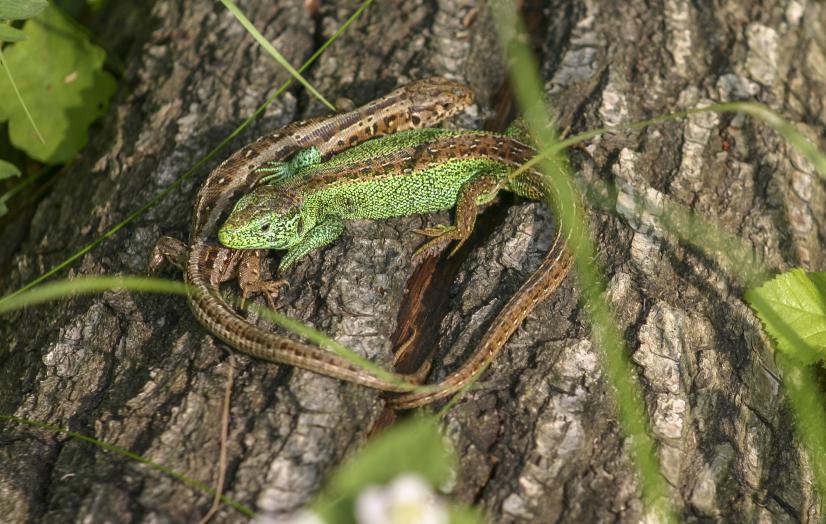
[354,474,448,524]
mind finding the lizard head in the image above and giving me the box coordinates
[218,185,306,249]
[401,77,475,128]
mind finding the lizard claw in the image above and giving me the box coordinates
[254,162,290,186]
[411,241,447,265]
[412,224,454,238]
[411,223,466,263]
[241,278,289,310]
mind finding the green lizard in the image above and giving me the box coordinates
[217,127,574,407]
[152,78,476,391]
[219,128,548,268]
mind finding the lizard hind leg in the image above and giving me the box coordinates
[412,170,505,263]
[149,236,188,272]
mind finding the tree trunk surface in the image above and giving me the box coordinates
[1,1,824,522]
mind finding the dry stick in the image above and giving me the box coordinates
[198,357,235,524]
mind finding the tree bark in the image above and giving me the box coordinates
[1,0,824,522]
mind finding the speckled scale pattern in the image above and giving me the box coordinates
[159,76,575,403]
[168,77,477,391]
[220,129,549,251]
[215,123,575,407]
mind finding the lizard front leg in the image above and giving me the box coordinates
[253,94,359,186]
[412,168,508,262]
[255,146,323,186]
[237,249,288,309]
[278,217,345,272]
[152,237,284,307]
[151,237,242,289]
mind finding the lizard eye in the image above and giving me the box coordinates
[260,223,270,233]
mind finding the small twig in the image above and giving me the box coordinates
[198,357,235,524]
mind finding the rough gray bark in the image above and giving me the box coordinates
[1,0,824,522]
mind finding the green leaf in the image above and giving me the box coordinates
[746,268,826,365]
[0,0,48,20]
[0,158,20,179]
[0,22,25,41]
[314,417,454,524]
[0,7,116,163]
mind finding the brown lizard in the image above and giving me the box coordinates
[151,77,474,391]
[213,124,576,409]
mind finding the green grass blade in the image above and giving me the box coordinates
[505,101,823,293]
[516,100,826,188]
[0,0,373,306]
[0,274,424,392]
[219,0,336,111]
[710,102,826,179]
[489,2,675,521]
[553,101,826,183]
[250,303,418,391]
[0,275,187,313]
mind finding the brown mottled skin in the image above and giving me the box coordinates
[390,220,572,407]
[153,77,574,406]
[152,78,475,391]
[215,126,575,409]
